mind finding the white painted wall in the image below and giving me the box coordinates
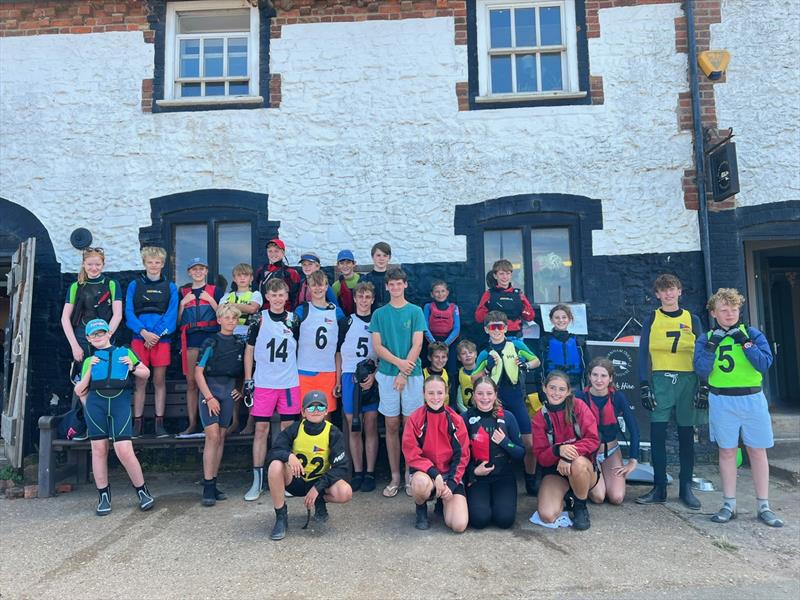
[712,0,800,207]
[0,3,698,273]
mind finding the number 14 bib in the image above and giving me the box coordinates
[254,311,299,389]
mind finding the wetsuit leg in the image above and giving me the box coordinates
[651,421,668,486]
[466,477,492,529]
[490,475,518,529]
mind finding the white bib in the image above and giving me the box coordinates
[297,303,339,373]
[340,314,375,373]
[253,311,298,388]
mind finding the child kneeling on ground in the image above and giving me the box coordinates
[74,319,155,516]
[402,375,470,532]
[267,391,352,540]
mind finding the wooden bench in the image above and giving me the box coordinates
[37,380,279,497]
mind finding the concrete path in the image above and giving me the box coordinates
[1,465,798,599]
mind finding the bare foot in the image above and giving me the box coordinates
[239,425,254,435]
[179,424,199,436]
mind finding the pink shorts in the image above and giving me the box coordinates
[252,386,301,418]
[130,339,171,368]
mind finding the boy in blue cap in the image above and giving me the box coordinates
[74,319,155,515]
[332,249,360,316]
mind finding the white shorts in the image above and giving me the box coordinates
[376,372,424,417]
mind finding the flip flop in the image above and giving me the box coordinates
[382,483,401,498]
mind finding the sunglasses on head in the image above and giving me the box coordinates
[305,404,326,413]
[487,323,506,331]
[83,247,105,256]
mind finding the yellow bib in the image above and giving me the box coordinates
[225,291,255,325]
[649,309,696,372]
[458,367,474,408]
[292,420,332,482]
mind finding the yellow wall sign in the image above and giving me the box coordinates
[698,50,731,80]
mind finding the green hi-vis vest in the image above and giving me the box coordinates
[708,325,763,388]
[225,291,255,325]
[490,341,521,386]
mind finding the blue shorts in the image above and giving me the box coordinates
[709,391,774,449]
[199,377,236,429]
[377,372,424,417]
[498,383,531,435]
[341,372,379,415]
[85,389,133,442]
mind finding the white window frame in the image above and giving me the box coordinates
[159,0,261,107]
[475,0,584,102]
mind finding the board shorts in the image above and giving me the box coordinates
[341,372,379,415]
[85,389,133,442]
[130,339,171,368]
[709,390,774,449]
[199,376,236,429]
[650,371,706,426]
[298,371,337,411]
[377,372,423,417]
[252,386,301,420]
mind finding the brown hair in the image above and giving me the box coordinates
[307,270,328,286]
[430,280,448,292]
[78,248,105,284]
[427,341,449,359]
[232,263,254,277]
[456,339,477,355]
[706,287,745,311]
[654,273,682,292]
[587,357,614,383]
[473,376,502,417]
[492,259,514,273]
[371,241,392,257]
[484,310,508,326]
[385,268,407,283]
[543,370,575,425]
[549,303,573,321]
[354,281,375,296]
[265,278,289,294]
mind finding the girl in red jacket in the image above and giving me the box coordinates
[533,371,600,530]
[402,375,470,532]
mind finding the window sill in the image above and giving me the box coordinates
[156,95,264,108]
[475,91,587,104]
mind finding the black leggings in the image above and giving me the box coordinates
[466,475,517,529]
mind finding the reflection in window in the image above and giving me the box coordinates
[484,230,525,289]
[217,222,252,288]
[173,224,207,285]
[531,228,572,302]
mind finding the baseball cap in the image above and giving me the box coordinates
[266,238,286,251]
[302,390,328,411]
[85,319,110,337]
[336,249,355,262]
[186,257,208,270]
[299,252,321,264]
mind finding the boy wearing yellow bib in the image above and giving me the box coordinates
[694,289,782,528]
[267,391,352,540]
[636,274,705,509]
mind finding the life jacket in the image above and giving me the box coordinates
[179,284,218,375]
[707,325,763,388]
[224,290,258,326]
[487,286,523,320]
[428,302,456,337]
[89,346,132,398]
[292,420,333,482]
[337,275,355,316]
[415,407,458,454]
[133,274,171,315]
[468,407,506,464]
[543,332,583,377]
[578,388,619,443]
[259,262,297,303]
[203,333,245,378]
[489,341,522,386]
[70,278,115,328]
[540,403,582,448]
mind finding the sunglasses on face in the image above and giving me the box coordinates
[487,323,506,331]
[305,404,326,413]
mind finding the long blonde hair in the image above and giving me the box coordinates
[78,248,105,284]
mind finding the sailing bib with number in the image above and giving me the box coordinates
[649,309,695,372]
[297,303,339,373]
[708,326,763,388]
[254,311,298,388]
[292,420,332,482]
[340,313,374,373]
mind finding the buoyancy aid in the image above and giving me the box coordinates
[180,284,218,375]
[224,290,258,326]
[203,334,245,378]
[428,302,456,337]
[540,403,582,448]
[489,341,522,386]
[488,286,523,320]
[468,407,507,465]
[543,331,582,377]
[71,278,115,327]
[133,274,171,315]
[337,275,355,316]
[89,346,132,398]
[578,388,619,443]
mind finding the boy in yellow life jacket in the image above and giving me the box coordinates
[267,391,352,540]
[694,288,782,528]
[455,339,479,413]
[473,311,540,495]
[423,341,450,400]
[636,274,705,510]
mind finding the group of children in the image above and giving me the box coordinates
[61,243,784,534]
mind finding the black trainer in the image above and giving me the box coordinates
[271,505,288,540]
[314,496,329,522]
[415,503,429,530]
[213,478,227,501]
[351,472,364,492]
[137,485,155,511]
[524,473,540,497]
[96,490,111,516]
[636,484,667,505]
[361,473,376,493]
[572,499,591,531]
[679,482,701,510]
[202,480,216,507]
[434,498,444,517]
[563,489,575,512]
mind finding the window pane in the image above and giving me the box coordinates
[489,9,512,48]
[180,82,201,97]
[531,228,572,303]
[490,55,512,93]
[515,8,536,46]
[484,230,525,290]
[173,224,207,285]
[180,39,200,78]
[204,38,224,77]
[229,81,250,96]
[177,9,249,34]
[515,54,537,92]
[217,222,252,290]
[205,82,225,96]
[539,6,562,45]
[540,53,563,91]
[228,37,248,77]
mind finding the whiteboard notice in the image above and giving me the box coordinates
[539,303,588,335]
